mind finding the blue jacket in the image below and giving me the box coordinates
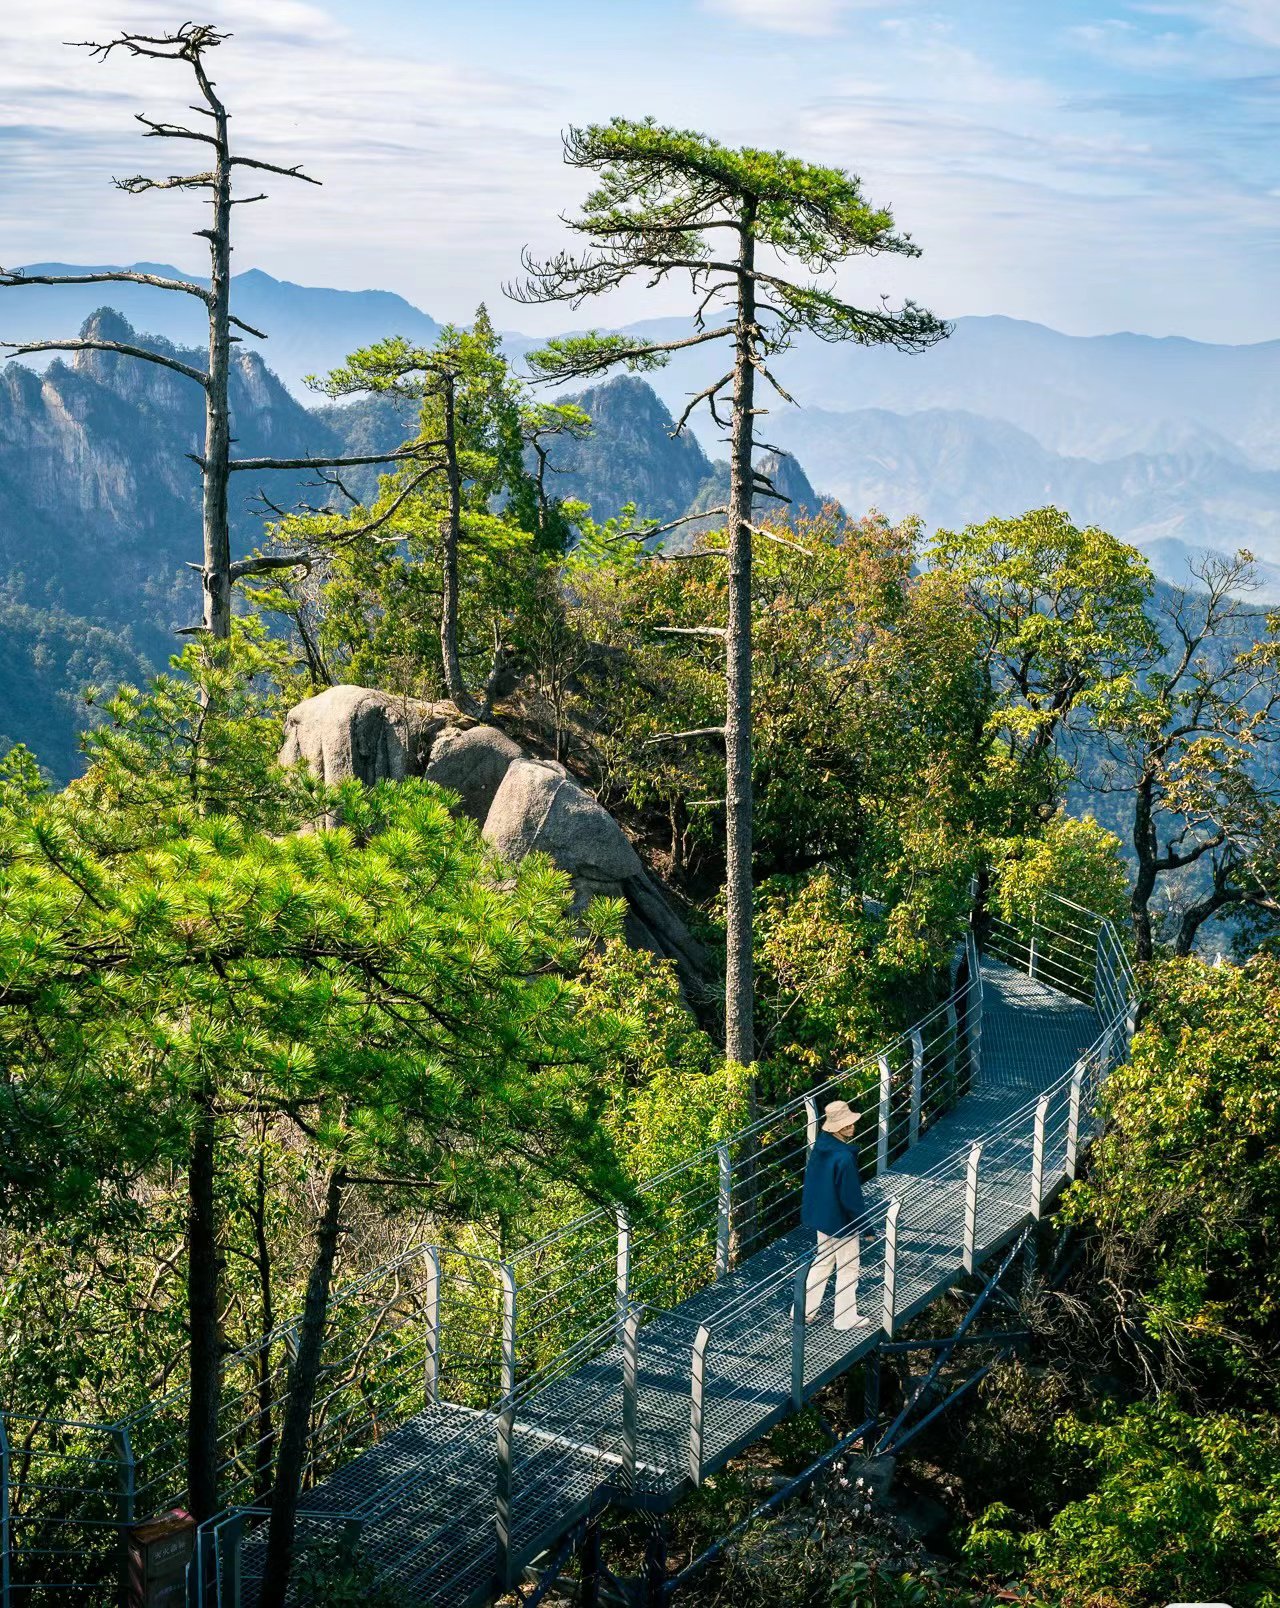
[801,1130,866,1234]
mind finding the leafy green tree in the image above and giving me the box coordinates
[301,306,539,708]
[1091,550,1280,962]
[0,635,632,1604]
[1064,951,1280,1401]
[1031,1403,1280,1608]
[929,506,1158,840]
[513,116,948,1068]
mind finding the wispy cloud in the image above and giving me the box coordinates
[700,0,907,35]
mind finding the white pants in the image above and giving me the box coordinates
[804,1230,862,1327]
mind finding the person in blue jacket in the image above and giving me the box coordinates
[800,1098,870,1329]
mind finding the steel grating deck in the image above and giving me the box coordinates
[236,960,1099,1607]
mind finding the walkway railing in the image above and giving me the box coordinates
[1,894,1133,1607]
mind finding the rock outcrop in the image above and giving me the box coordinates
[282,686,710,994]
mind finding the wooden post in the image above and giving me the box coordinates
[423,1247,441,1407]
[963,1142,982,1273]
[616,1209,631,1334]
[500,1263,517,1401]
[688,1325,711,1486]
[715,1146,732,1281]
[495,1405,516,1590]
[791,1260,810,1409]
[909,1029,924,1145]
[621,1305,639,1493]
[881,1199,901,1338]
[1066,1069,1084,1179]
[876,1054,891,1172]
[1029,903,1039,981]
[1031,1094,1050,1219]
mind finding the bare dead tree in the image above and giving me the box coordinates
[0,23,425,641]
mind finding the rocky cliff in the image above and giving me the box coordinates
[280,686,712,994]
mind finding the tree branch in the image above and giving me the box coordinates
[229,552,313,582]
[230,156,322,187]
[645,727,726,745]
[225,446,434,474]
[0,265,210,303]
[0,338,207,386]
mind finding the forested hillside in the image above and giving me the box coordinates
[2,22,1278,1608]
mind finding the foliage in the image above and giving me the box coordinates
[1089,550,1280,959]
[930,507,1156,832]
[989,813,1129,937]
[1063,953,1280,1398]
[517,116,947,373]
[1021,1403,1280,1608]
[268,306,555,704]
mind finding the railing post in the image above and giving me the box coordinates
[217,1512,246,1608]
[423,1246,441,1407]
[1093,927,1105,1017]
[1066,1068,1084,1179]
[1028,902,1039,981]
[791,1259,810,1409]
[945,1003,958,1112]
[495,1404,516,1590]
[688,1325,710,1486]
[112,1423,135,1608]
[804,1095,819,1153]
[616,1208,631,1332]
[500,1263,517,1400]
[715,1146,732,1281]
[968,935,983,1083]
[876,1054,891,1172]
[620,1305,639,1493]
[909,1029,924,1145]
[1031,1093,1050,1219]
[1,1411,10,1608]
[881,1199,901,1338]
[963,1142,982,1273]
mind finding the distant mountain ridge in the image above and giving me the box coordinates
[0,264,442,398]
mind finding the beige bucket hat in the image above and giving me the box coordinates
[822,1099,859,1135]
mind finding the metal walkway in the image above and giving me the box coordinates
[0,899,1133,1608]
[204,902,1132,1607]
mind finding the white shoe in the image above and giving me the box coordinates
[833,1313,871,1330]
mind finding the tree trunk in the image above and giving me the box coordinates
[440,377,469,706]
[259,1166,347,1608]
[1130,772,1157,965]
[250,1142,277,1509]
[724,199,758,1069]
[186,1086,221,1522]
[198,65,233,641]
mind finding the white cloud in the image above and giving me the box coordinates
[700,0,905,36]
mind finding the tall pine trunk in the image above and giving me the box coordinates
[259,1166,347,1608]
[440,377,468,706]
[724,199,758,1068]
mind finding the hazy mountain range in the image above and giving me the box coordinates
[6,264,1276,593]
[2,263,1278,777]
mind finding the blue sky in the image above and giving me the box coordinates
[2,0,1278,340]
